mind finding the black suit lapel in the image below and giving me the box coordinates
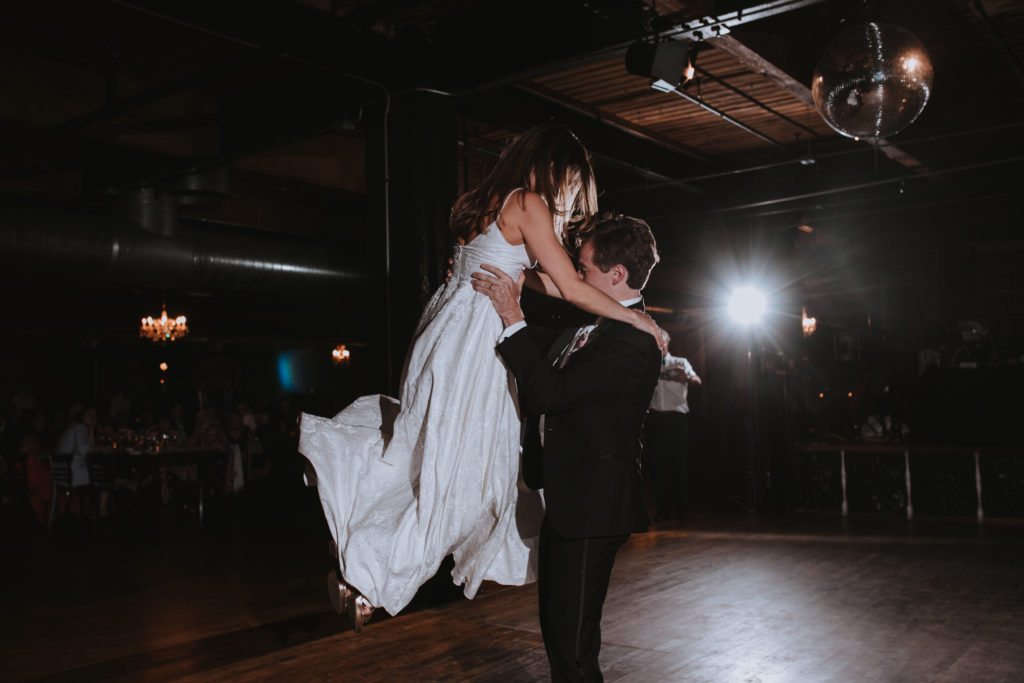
[570,298,645,356]
[548,326,581,365]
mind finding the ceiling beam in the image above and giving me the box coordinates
[967,0,1024,85]
[463,0,830,91]
[458,87,708,193]
[657,0,832,42]
[707,34,815,106]
[516,82,709,164]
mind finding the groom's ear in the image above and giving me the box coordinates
[611,264,628,286]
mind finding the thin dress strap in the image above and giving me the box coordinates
[496,187,524,222]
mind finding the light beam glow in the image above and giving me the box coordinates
[728,287,767,325]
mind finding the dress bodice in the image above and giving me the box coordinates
[449,221,534,285]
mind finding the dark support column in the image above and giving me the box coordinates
[365,92,459,396]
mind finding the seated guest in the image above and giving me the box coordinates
[20,433,51,525]
[109,389,132,425]
[237,403,268,480]
[167,402,188,443]
[27,411,50,448]
[188,409,229,452]
[223,409,247,493]
[0,413,11,514]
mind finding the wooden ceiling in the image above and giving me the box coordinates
[2,0,1024,342]
[3,1,1020,209]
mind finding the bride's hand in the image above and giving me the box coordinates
[632,310,668,355]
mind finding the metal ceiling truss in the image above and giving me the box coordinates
[656,0,832,42]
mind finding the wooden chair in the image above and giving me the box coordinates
[48,454,75,530]
[88,451,119,519]
[88,452,115,494]
[6,456,30,518]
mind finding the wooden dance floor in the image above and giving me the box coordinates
[4,500,1024,682]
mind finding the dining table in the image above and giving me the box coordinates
[88,446,228,524]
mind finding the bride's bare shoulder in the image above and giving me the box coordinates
[498,191,549,228]
[503,189,546,214]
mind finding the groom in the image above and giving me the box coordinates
[473,212,662,682]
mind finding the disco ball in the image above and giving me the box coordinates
[812,22,933,140]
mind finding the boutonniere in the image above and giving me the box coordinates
[572,317,606,353]
[573,325,595,351]
[577,317,606,350]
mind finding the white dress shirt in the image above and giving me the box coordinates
[649,354,700,414]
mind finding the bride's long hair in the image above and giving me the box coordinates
[450,124,599,245]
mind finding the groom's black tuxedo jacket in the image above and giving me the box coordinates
[498,308,661,539]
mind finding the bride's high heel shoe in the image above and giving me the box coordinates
[326,569,352,615]
[327,568,375,632]
[350,594,374,633]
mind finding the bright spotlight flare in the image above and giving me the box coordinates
[728,286,767,325]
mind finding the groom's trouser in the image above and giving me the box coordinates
[538,517,629,683]
[645,410,689,518]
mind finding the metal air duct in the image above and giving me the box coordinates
[0,199,368,295]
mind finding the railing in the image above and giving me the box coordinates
[790,443,1024,521]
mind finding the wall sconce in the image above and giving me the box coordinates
[332,344,351,366]
[802,307,817,338]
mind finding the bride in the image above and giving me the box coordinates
[299,124,662,630]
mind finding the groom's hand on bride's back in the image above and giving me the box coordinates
[472,264,526,327]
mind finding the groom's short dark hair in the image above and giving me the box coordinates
[581,212,659,290]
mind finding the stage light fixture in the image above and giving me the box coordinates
[728,286,767,325]
[626,39,692,93]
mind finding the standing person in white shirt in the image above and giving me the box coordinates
[54,404,99,517]
[646,330,701,521]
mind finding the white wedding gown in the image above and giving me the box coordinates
[299,214,543,616]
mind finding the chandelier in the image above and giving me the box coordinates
[140,303,188,342]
